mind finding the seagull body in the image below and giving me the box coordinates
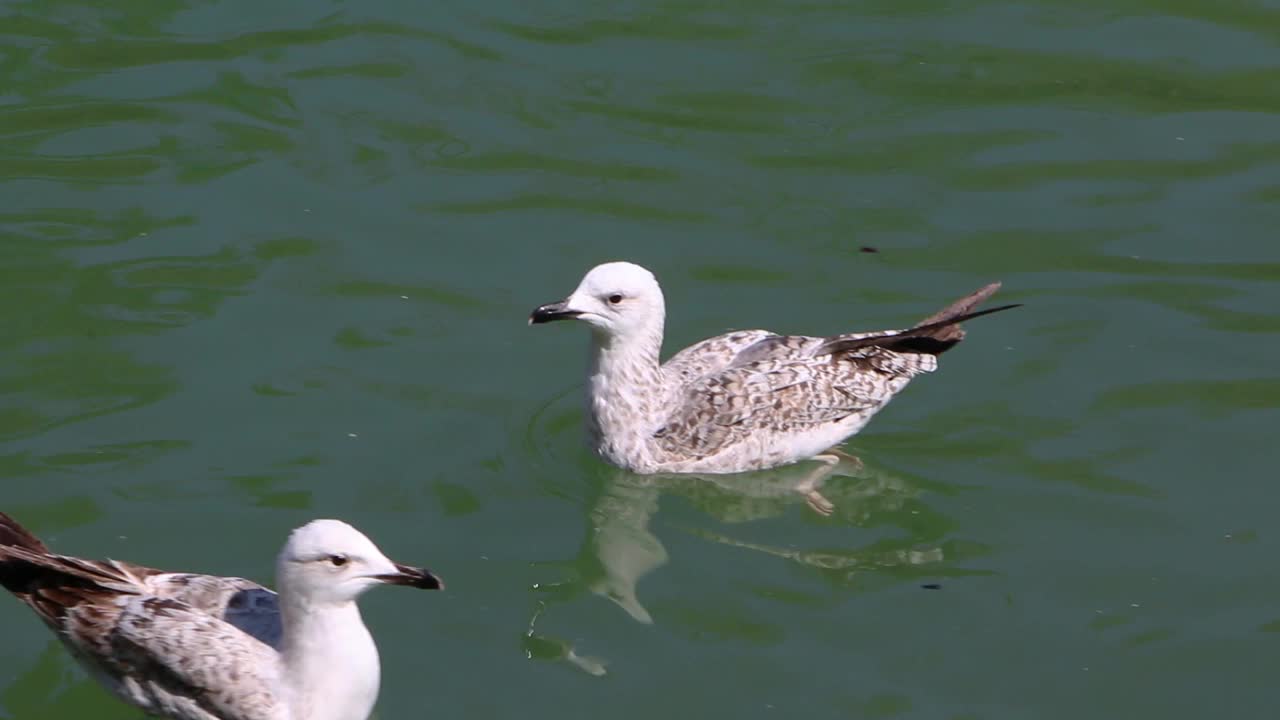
[530,262,1018,475]
[0,514,441,720]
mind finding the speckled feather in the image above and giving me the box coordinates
[0,528,286,720]
[652,335,935,464]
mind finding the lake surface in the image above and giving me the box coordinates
[3,0,1280,718]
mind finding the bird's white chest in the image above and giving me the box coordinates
[297,672,379,720]
[586,364,666,469]
[286,618,381,720]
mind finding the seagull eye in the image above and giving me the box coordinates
[607,294,623,305]
[327,555,348,567]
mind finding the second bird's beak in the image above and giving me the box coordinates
[529,300,581,325]
[376,563,444,590]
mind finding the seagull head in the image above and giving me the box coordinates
[276,520,442,606]
[529,261,666,339]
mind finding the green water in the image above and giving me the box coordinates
[3,0,1280,718]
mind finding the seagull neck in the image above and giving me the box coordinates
[591,325,663,376]
[586,326,666,464]
[279,598,380,720]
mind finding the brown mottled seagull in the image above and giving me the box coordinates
[530,261,1018,488]
[0,513,442,720]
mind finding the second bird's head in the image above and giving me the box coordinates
[529,261,666,338]
[276,520,442,606]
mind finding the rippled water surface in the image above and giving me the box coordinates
[3,0,1280,718]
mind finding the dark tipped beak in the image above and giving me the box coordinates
[529,300,580,325]
[376,563,443,590]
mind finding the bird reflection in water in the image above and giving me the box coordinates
[582,453,940,623]
[523,453,963,676]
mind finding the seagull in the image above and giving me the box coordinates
[0,513,442,720]
[530,261,1018,481]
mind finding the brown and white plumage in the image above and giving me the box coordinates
[530,262,1018,474]
[0,513,441,720]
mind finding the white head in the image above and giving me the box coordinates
[529,262,666,339]
[275,519,441,607]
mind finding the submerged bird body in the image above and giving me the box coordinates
[0,514,441,720]
[531,262,1017,474]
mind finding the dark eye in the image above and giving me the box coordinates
[607,294,623,305]
[328,554,348,567]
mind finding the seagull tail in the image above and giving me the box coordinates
[0,513,64,601]
[0,512,50,554]
[816,282,1020,357]
[0,515,128,626]
[0,513,65,612]
[909,281,1005,348]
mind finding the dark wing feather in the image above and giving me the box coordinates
[815,303,1021,357]
[0,512,50,553]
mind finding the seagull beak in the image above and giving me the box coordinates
[529,299,581,325]
[375,563,444,590]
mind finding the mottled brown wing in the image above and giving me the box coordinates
[653,344,938,460]
[0,546,158,629]
[661,330,777,383]
[110,595,288,720]
[147,573,282,650]
[0,541,286,720]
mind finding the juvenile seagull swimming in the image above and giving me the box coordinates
[0,513,441,720]
[530,262,1018,476]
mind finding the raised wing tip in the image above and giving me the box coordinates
[968,281,1003,304]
